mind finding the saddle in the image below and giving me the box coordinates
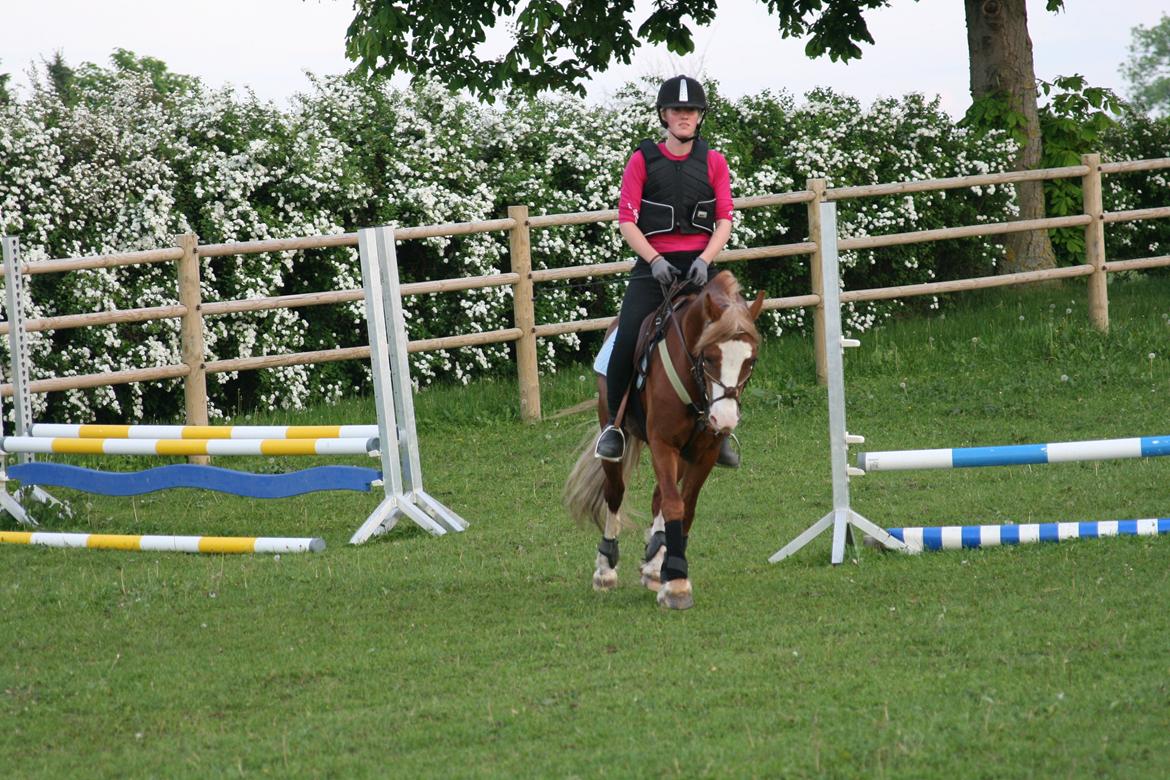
[616,291,699,451]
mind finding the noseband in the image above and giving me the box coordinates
[696,352,755,411]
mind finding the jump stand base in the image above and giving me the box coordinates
[349,489,468,544]
[770,508,918,565]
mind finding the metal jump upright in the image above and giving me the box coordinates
[348,225,468,543]
[768,203,915,565]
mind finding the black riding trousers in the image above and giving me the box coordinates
[604,251,723,422]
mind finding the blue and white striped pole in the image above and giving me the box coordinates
[859,435,1170,472]
[887,518,1170,551]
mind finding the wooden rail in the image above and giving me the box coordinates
[2,153,1168,423]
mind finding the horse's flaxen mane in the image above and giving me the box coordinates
[694,273,760,352]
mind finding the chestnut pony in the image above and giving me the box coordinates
[564,272,764,609]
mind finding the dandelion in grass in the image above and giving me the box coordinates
[1019,315,1025,321]
[1061,374,1069,382]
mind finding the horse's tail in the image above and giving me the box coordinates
[563,429,643,533]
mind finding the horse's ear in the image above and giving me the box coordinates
[704,293,725,323]
[748,289,766,321]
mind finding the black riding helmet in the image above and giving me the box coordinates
[656,75,707,137]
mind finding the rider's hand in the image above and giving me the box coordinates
[650,257,680,285]
[686,257,709,288]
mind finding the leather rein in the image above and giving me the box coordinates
[656,280,756,426]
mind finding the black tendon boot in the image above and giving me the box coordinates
[661,520,688,581]
[657,521,693,609]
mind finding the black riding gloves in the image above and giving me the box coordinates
[650,257,680,285]
[686,257,709,288]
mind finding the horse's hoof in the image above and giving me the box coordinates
[593,568,618,591]
[639,559,662,591]
[656,578,693,610]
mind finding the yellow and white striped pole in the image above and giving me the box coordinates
[28,423,379,440]
[0,531,325,554]
[0,436,378,457]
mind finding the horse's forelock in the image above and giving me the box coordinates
[695,274,759,352]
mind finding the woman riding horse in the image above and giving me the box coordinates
[566,77,763,609]
[594,74,740,470]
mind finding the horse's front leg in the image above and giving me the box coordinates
[593,460,625,591]
[640,486,666,591]
[679,449,718,537]
[648,440,693,610]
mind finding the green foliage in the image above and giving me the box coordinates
[346,0,901,100]
[73,49,202,105]
[0,59,11,107]
[1037,75,1126,260]
[1100,112,1170,265]
[962,75,1143,264]
[1121,13,1170,116]
[961,90,1030,145]
[42,50,77,107]
[716,88,1016,328]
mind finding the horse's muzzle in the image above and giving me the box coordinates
[708,399,739,433]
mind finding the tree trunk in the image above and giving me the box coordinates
[965,0,1055,273]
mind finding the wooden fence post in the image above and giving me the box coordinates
[509,205,541,422]
[807,179,829,385]
[176,233,209,463]
[1082,153,1109,332]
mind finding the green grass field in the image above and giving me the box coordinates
[4,275,1170,778]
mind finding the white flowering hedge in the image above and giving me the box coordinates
[0,57,1162,423]
[1101,113,1170,263]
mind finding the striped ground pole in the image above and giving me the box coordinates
[858,435,1170,472]
[887,518,1170,551]
[28,423,379,440]
[0,436,377,457]
[0,531,325,554]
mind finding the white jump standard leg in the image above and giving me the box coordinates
[349,225,468,544]
[2,236,64,523]
[769,204,915,565]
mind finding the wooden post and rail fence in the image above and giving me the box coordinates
[1,154,1168,425]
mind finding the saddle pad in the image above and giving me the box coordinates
[593,328,618,375]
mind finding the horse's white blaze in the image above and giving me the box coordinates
[708,339,751,432]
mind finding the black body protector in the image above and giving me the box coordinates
[635,138,717,238]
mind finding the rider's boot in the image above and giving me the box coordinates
[715,435,740,469]
[594,424,626,462]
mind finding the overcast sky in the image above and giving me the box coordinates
[2,1,1165,116]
